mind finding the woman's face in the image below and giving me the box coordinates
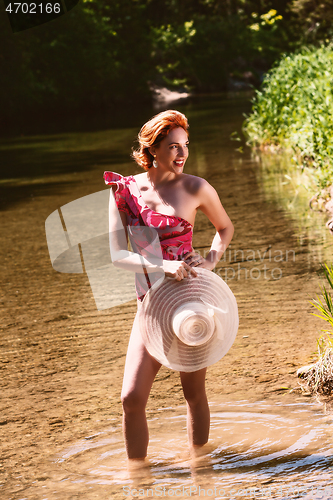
[152,127,189,175]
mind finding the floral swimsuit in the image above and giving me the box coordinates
[104,171,194,301]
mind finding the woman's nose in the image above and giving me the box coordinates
[178,146,187,157]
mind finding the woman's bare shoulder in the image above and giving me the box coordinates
[181,173,207,194]
[182,174,222,213]
[133,172,148,187]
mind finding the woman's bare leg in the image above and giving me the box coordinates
[121,311,161,459]
[180,368,210,447]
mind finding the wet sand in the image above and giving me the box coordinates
[1,106,332,498]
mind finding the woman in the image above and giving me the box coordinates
[104,110,234,460]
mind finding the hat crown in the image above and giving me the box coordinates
[172,302,215,346]
[139,267,239,372]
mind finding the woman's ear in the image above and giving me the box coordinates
[148,146,156,157]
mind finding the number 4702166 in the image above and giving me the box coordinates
[5,3,61,14]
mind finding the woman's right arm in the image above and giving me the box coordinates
[109,188,196,280]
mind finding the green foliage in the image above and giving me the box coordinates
[0,0,153,119]
[244,45,333,190]
[0,0,293,123]
[290,0,333,44]
[310,263,333,350]
[299,262,333,397]
[3,0,333,127]
[247,9,285,56]
[150,20,197,88]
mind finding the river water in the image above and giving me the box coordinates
[44,400,333,500]
[1,94,333,499]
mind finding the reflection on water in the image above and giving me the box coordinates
[27,401,333,499]
[255,152,332,264]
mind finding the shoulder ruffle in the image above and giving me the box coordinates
[103,171,126,191]
[103,171,130,215]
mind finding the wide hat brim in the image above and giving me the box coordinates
[139,268,239,372]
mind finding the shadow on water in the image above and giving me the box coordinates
[0,130,134,181]
[0,130,136,210]
[0,92,252,211]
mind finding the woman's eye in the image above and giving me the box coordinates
[170,144,189,149]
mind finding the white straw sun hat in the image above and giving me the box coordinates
[139,268,239,372]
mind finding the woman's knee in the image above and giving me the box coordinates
[121,388,147,414]
[183,388,207,407]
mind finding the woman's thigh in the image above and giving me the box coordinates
[121,307,162,403]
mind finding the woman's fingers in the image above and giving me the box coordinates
[180,266,188,278]
[175,262,197,280]
[190,257,203,267]
[183,251,204,268]
[182,261,197,277]
[183,251,197,261]
[163,259,198,280]
[189,266,198,277]
[187,257,204,267]
[176,269,184,281]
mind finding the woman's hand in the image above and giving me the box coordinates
[162,259,198,281]
[183,251,215,271]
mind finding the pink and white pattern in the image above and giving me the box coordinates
[104,171,194,301]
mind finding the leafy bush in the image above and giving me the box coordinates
[243,45,333,190]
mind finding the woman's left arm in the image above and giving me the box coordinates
[184,180,234,271]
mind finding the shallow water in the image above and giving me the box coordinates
[25,400,333,499]
[255,151,333,265]
[2,93,333,500]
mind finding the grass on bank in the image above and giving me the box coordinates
[243,45,333,197]
[298,264,333,397]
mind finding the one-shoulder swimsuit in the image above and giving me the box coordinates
[104,171,194,301]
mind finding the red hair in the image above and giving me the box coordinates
[132,110,189,170]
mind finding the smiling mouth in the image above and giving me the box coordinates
[174,160,184,167]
